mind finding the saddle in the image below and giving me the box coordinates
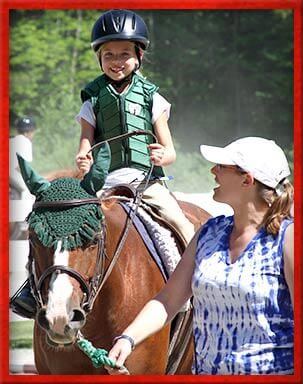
[101,184,187,250]
[101,184,137,200]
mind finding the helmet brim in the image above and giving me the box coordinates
[91,35,149,52]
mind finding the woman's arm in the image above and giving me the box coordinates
[106,229,200,373]
[283,222,294,306]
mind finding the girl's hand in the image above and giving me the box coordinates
[75,152,92,175]
[104,338,132,375]
[148,143,165,166]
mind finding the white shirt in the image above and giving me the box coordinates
[9,134,32,172]
[76,92,171,127]
[9,134,33,196]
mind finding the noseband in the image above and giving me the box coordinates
[29,197,106,313]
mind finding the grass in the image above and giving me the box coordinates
[10,320,34,349]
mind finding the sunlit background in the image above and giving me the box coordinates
[10,9,293,193]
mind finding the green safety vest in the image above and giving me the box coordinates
[81,73,165,177]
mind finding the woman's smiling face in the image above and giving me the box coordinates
[211,164,248,205]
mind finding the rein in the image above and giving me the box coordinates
[29,130,156,313]
[83,128,157,309]
[87,129,158,155]
[87,189,144,310]
[76,335,129,373]
[33,198,100,209]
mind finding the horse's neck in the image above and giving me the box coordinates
[82,199,166,340]
[177,200,211,230]
[44,168,82,181]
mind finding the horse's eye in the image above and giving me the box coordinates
[84,232,102,249]
[86,240,98,249]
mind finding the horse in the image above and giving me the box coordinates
[16,146,211,375]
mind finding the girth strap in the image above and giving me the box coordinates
[166,308,193,374]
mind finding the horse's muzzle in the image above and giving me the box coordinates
[37,307,86,346]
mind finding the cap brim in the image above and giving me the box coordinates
[200,145,236,165]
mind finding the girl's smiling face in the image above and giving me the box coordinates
[100,41,140,81]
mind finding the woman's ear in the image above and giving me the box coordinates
[241,172,255,188]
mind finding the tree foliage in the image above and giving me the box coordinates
[9,9,293,192]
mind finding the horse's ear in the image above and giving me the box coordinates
[80,143,111,195]
[17,154,51,196]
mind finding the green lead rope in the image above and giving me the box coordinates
[77,337,128,372]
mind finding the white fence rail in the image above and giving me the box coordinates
[10,199,33,321]
[9,241,29,296]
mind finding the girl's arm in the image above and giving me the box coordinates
[149,112,176,166]
[76,118,94,174]
[105,229,200,374]
[283,222,294,306]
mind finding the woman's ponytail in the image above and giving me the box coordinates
[259,179,293,236]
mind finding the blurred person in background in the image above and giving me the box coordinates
[10,116,36,200]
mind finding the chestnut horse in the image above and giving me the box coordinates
[16,149,210,375]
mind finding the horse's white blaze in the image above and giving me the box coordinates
[46,241,73,328]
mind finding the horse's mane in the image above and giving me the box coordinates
[43,168,82,182]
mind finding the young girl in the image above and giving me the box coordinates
[75,9,195,245]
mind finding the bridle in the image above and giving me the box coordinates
[28,187,145,316]
[28,130,157,315]
[28,197,108,314]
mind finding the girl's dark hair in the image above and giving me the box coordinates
[258,179,293,236]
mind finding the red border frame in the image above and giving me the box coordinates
[0,1,302,383]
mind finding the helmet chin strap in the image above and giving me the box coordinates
[101,63,140,90]
[105,72,134,90]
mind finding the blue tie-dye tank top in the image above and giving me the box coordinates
[192,215,293,375]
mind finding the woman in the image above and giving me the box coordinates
[105,136,294,375]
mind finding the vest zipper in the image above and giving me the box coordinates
[119,94,129,167]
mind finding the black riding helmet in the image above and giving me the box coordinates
[91,9,149,52]
[16,117,36,133]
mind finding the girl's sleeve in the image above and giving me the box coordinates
[152,92,171,124]
[75,100,96,128]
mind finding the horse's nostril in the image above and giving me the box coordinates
[71,309,85,322]
[37,308,50,331]
[69,309,86,329]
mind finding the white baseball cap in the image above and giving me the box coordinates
[200,137,290,189]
